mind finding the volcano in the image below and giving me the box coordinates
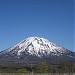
[0,37,74,66]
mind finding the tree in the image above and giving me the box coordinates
[34,61,49,73]
[58,61,73,73]
[18,68,29,73]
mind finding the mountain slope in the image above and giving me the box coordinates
[0,37,75,65]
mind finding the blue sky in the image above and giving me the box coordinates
[0,0,74,51]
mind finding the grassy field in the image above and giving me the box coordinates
[0,73,74,75]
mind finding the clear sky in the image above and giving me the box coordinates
[0,0,74,52]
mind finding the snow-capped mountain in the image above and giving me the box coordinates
[0,36,75,64]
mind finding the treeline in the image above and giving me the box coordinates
[0,61,75,73]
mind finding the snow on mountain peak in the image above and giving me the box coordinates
[4,36,66,57]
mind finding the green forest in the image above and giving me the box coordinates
[0,61,75,73]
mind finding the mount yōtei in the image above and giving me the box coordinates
[0,37,75,65]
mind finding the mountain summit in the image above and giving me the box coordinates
[0,37,74,65]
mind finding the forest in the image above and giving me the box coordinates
[0,61,75,73]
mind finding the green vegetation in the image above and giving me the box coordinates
[0,61,75,73]
[34,61,49,73]
[58,61,72,73]
[18,68,30,73]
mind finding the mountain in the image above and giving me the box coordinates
[0,37,75,66]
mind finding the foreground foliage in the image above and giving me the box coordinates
[34,61,49,73]
[0,61,75,73]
